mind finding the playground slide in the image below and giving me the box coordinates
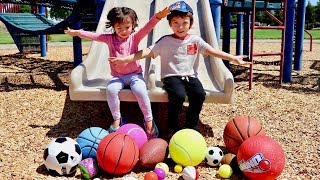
[69,0,235,104]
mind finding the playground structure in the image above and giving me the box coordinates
[210,0,312,89]
[0,0,312,100]
[69,0,235,104]
[0,0,103,57]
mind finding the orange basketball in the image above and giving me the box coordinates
[96,132,139,175]
[223,115,264,154]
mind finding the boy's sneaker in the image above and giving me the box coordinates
[108,117,127,133]
[143,120,159,139]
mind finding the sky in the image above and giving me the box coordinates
[308,0,318,5]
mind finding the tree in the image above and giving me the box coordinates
[305,1,316,29]
[315,1,320,26]
[49,8,72,20]
[20,5,31,13]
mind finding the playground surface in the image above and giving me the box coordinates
[0,42,319,179]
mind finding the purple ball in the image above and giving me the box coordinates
[117,123,147,149]
[154,168,166,180]
[79,158,98,179]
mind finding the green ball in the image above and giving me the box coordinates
[169,129,207,167]
[218,164,233,178]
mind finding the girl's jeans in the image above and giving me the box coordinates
[106,73,153,122]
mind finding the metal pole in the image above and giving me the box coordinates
[39,6,46,57]
[210,0,222,45]
[222,10,231,68]
[294,0,307,70]
[236,14,243,55]
[283,0,296,82]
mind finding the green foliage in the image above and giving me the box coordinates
[306,2,316,29]
[49,8,72,20]
[20,5,31,13]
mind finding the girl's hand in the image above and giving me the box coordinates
[64,27,79,36]
[156,7,170,19]
[232,55,251,66]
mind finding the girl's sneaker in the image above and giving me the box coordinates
[143,120,159,139]
[108,117,127,133]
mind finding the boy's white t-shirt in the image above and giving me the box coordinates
[149,34,211,78]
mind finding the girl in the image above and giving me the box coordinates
[65,7,169,139]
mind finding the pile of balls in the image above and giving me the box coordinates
[43,115,286,180]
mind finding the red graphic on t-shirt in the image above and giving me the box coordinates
[187,43,197,55]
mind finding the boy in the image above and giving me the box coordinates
[109,1,250,138]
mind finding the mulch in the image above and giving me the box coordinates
[0,42,319,179]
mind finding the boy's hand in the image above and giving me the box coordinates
[64,27,79,37]
[108,57,127,64]
[232,55,251,66]
[156,7,170,19]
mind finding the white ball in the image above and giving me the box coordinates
[205,146,224,167]
[182,166,198,180]
[43,137,82,175]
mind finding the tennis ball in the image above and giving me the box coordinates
[174,164,183,173]
[155,162,169,175]
[169,129,207,167]
[218,164,233,178]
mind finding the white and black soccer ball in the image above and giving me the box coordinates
[43,137,82,176]
[205,146,224,167]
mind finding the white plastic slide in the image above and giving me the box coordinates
[69,0,235,103]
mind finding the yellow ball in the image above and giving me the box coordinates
[169,129,207,167]
[155,162,169,175]
[218,164,233,178]
[174,164,183,173]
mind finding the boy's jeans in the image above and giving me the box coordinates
[163,76,205,133]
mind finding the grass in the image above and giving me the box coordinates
[0,29,319,44]
[0,33,90,44]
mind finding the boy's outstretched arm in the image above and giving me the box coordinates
[109,48,154,64]
[205,46,251,66]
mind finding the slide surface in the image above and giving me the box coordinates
[69,0,234,103]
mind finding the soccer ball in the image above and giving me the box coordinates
[205,146,224,167]
[43,137,82,176]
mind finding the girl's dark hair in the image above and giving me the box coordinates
[106,7,139,32]
[167,10,194,28]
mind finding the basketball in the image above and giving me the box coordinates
[117,123,148,149]
[139,138,168,168]
[96,132,139,175]
[169,129,207,167]
[223,115,265,154]
[76,127,109,159]
[237,135,285,180]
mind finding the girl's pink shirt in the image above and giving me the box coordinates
[78,15,160,77]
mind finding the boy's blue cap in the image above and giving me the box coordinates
[169,1,193,14]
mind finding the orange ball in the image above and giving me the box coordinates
[220,153,236,165]
[144,172,158,180]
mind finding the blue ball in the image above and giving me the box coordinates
[76,127,109,159]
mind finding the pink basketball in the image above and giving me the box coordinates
[117,123,147,149]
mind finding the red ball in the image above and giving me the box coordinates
[96,132,139,175]
[144,172,158,180]
[237,135,285,180]
[223,115,265,154]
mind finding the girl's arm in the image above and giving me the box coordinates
[109,48,154,64]
[205,46,251,66]
[64,28,108,43]
[133,7,169,42]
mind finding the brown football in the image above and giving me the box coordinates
[139,138,168,168]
